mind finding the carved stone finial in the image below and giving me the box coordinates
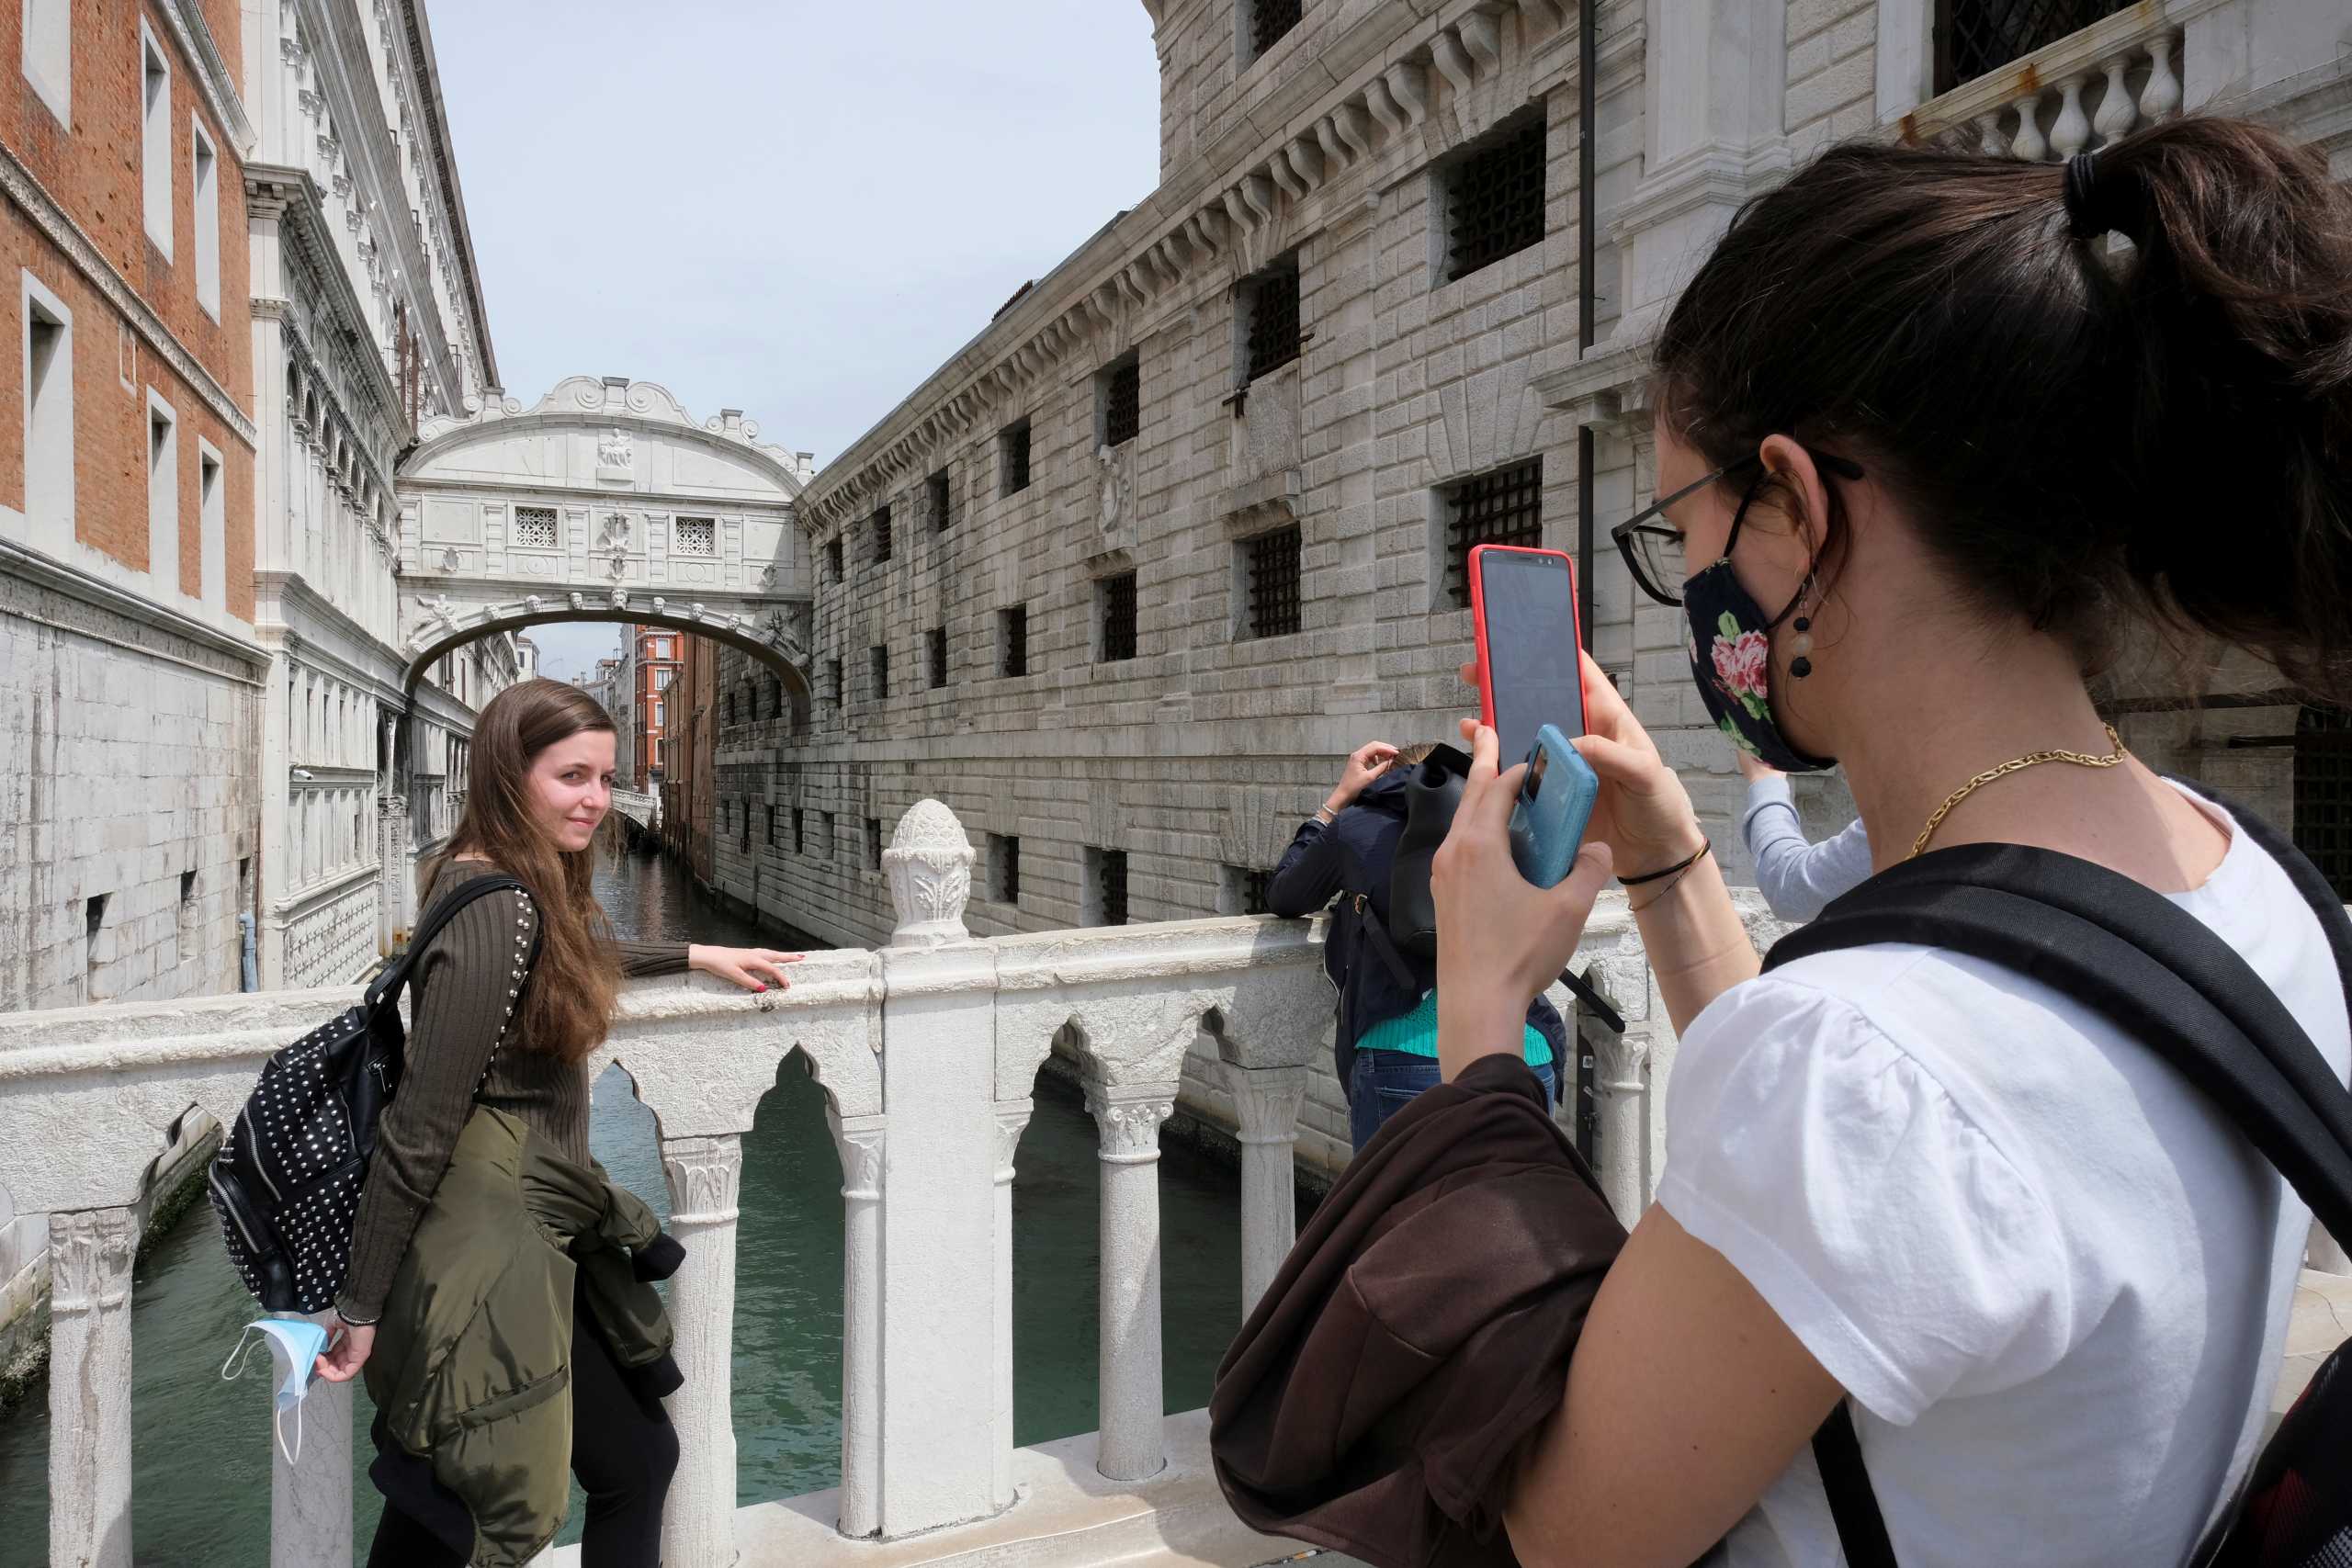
[884,798,974,947]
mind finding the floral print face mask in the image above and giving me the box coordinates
[1682,477,1838,773]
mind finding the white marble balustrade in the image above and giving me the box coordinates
[1904,12,2190,162]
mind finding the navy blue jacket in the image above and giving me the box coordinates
[1267,772,1566,1089]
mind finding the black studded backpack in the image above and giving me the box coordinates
[207,874,539,1314]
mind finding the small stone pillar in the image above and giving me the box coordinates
[272,1311,352,1568]
[1227,1065,1307,1315]
[989,1098,1033,1509]
[659,1134,743,1568]
[1085,1081,1177,1482]
[1589,1010,1652,1227]
[829,1111,887,1537]
[48,1207,137,1568]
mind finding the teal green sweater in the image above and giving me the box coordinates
[1356,990,1552,1066]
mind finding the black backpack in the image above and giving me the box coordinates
[1771,800,2352,1568]
[207,874,539,1314]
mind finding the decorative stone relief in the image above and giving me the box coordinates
[831,1121,885,1202]
[1227,1066,1308,1147]
[49,1208,137,1314]
[660,1134,742,1227]
[992,1099,1033,1185]
[597,427,634,482]
[884,799,974,948]
[1084,1086,1174,1164]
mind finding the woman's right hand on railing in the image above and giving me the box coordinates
[1457,649,1705,878]
[314,1319,374,1382]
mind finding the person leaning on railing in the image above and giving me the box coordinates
[1428,118,2352,1566]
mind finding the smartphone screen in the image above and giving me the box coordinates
[1475,547,1586,767]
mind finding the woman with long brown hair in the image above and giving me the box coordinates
[313,677,798,1566]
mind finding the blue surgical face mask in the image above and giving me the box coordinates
[221,1317,332,1464]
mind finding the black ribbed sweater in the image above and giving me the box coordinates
[335,861,690,1324]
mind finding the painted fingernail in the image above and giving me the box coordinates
[754,983,768,992]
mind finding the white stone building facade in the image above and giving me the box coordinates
[243,0,501,985]
[706,0,2352,1155]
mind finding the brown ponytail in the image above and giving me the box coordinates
[1653,117,2352,698]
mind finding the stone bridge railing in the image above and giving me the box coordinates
[608,786,660,834]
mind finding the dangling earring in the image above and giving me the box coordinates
[1788,579,1816,680]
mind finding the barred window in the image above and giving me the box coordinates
[1000,604,1028,678]
[990,834,1021,904]
[1245,0,1304,62]
[866,818,883,871]
[1099,572,1137,662]
[869,643,888,701]
[929,626,947,690]
[514,506,558,549]
[1000,419,1032,497]
[929,468,953,534]
[1443,458,1544,607]
[1241,256,1302,385]
[739,802,750,852]
[2295,706,2352,901]
[826,536,843,582]
[793,807,806,855]
[1223,863,1275,915]
[674,516,717,558]
[1245,525,1303,638]
[1935,0,2136,94]
[1443,111,1546,284]
[1087,846,1129,927]
[1101,355,1141,447]
[725,690,737,726]
[766,804,777,845]
[828,657,843,708]
[871,505,892,564]
[768,675,783,718]
[822,810,835,857]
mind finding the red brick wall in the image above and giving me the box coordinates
[1,0,254,621]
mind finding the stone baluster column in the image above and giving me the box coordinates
[47,1207,138,1568]
[1227,1066,1307,1315]
[1085,1082,1177,1482]
[828,1111,887,1538]
[990,1099,1033,1510]
[271,1310,351,1568]
[1589,1018,1652,1227]
[659,1134,743,1568]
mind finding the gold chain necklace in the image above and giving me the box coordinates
[1908,724,2131,860]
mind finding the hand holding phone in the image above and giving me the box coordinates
[1509,725,1598,889]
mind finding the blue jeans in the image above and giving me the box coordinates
[1346,1047,1558,1153]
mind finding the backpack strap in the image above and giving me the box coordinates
[361,872,535,1014]
[1769,818,2352,1568]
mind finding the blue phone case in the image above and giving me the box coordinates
[1509,725,1598,889]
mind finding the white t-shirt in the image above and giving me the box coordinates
[1658,785,2350,1568]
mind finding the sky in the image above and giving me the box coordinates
[428,1,1163,680]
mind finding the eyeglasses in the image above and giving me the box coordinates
[1611,449,1865,608]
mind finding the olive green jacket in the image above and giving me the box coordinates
[362,1106,683,1567]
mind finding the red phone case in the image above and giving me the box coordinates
[1468,543,1587,745]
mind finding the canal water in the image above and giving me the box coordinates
[0,847,1250,1564]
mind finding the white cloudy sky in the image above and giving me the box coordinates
[430,1,1162,679]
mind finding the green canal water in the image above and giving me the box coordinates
[0,850,1255,1564]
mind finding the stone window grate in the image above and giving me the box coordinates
[1935,0,2136,93]
[929,626,948,689]
[1244,258,1302,384]
[514,506,558,549]
[794,807,807,855]
[865,818,883,872]
[929,468,953,534]
[674,516,717,558]
[872,505,892,563]
[1444,458,1544,607]
[822,810,835,858]
[828,658,844,708]
[766,804,777,845]
[1100,572,1137,662]
[1103,356,1141,447]
[1001,605,1028,678]
[1001,420,1033,497]
[869,643,888,702]
[1250,0,1305,59]
[991,834,1021,904]
[2295,706,2352,901]
[1094,848,1129,927]
[1247,525,1304,638]
[1445,113,1546,283]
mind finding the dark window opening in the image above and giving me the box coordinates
[768,675,783,718]
[870,643,888,702]
[828,658,844,708]
[179,869,198,903]
[991,834,1021,904]
[1242,256,1302,385]
[1102,355,1141,447]
[1444,111,1547,283]
[739,803,750,853]
[929,626,948,690]
[1099,572,1137,663]
[1934,0,2135,94]
[766,805,777,845]
[822,810,835,857]
[1245,525,1304,638]
[865,818,883,872]
[725,690,737,726]
[1000,605,1028,678]
[1223,863,1276,916]
[1248,0,1305,61]
[929,468,953,534]
[793,807,807,854]
[872,505,893,564]
[1444,457,1544,608]
[826,536,843,582]
[1088,847,1129,927]
[1000,420,1033,497]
